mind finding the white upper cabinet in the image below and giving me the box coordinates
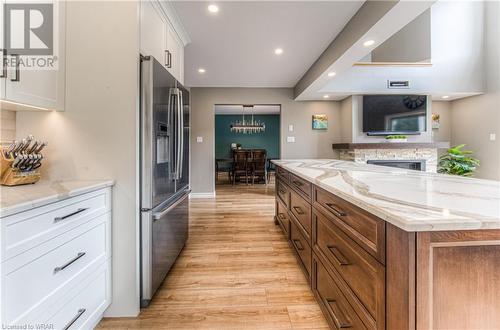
[1,0,66,111]
[166,25,184,84]
[0,1,5,101]
[140,1,186,84]
[140,1,168,67]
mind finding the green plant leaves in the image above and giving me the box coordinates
[438,144,480,177]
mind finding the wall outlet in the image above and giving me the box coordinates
[490,133,496,141]
[287,136,295,143]
[288,124,294,132]
[196,136,203,143]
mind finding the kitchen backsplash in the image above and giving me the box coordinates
[1,110,16,146]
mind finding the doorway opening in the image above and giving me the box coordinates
[214,104,281,186]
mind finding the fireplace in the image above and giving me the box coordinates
[367,160,426,171]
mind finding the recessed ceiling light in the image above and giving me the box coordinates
[198,68,206,74]
[208,4,219,13]
[442,95,450,99]
[274,48,283,55]
[363,40,375,47]
[323,95,330,99]
[327,72,336,77]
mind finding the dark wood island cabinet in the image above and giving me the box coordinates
[274,163,500,330]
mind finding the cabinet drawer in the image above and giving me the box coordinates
[2,188,111,261]
[312,256,368,330]
[290,190,312,241]
[46,265,109,330]
[290,219,311,280]
[275,200,290,239]
[314,210,385,327]
[290,174,312,201]
[313,187,385,263]
[3,220,107,323]
[276,180,290,208]
[276,166,289,182]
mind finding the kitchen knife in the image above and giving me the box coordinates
[16,154,28,170]
[13,139,26,155]
[27,154,43,171]
[35,142,47,154]
[4,140,17,158]
[20,140,33,153]
[11,155,22,169]
[27,140,39,154]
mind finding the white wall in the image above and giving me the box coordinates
[448,1,500,180]
[431,101,451,144]
[320,1,485,99]
[191,88,342,194]
[339,97,353,143]
[372,9,431,63]
[16,1,140,316]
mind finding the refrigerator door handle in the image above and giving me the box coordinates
[178,90,184,179]
[152,189,191,220]
[140,57,154,209]
[168,87,175,180]
[175,89,182,180]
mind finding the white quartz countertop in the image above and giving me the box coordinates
[272,159,500,232]
[0,180,114,218]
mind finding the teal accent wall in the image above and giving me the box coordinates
[215,114,280,159]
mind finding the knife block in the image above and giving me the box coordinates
[0,149,41,186]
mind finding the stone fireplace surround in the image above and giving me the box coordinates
[332,143,450,173]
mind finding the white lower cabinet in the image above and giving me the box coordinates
[0,187,112,329]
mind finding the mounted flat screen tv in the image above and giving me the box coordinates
[363,95,427,135]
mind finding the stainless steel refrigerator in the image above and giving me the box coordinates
[140,55,190,307]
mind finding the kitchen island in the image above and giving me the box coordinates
[272,159,500,330]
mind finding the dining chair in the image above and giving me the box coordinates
[251,149,267,185]
[267,158,276,183]
[215,158,233,183]
[232,149,250,185]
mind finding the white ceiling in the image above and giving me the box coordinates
[172,1,364,88]
[214,105,280,115]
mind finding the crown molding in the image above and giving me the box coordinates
[158,1,191,46]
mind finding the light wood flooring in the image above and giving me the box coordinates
[97,179,328,329]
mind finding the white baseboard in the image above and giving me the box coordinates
[189,191,216,199]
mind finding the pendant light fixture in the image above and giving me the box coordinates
[230,105,266,134]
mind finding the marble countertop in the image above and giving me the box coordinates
[272,159,500,232]
[0,180,114,218]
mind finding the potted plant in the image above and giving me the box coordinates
[438,144,480,177]
[385,135,408,143]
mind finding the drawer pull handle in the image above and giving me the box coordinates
[292,180,304,187]
[327,246,350,266]
[54,208,89,223]
[293,206,305,215]
[292,239,304,251]
[54,252,86,274]
[278,213,286,220]
[325,298,352,328]
[325,203,346,217]
[63,308,86,330]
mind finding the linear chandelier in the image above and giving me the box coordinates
[230,105,266,134]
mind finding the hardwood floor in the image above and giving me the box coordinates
[97,179,328,329]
